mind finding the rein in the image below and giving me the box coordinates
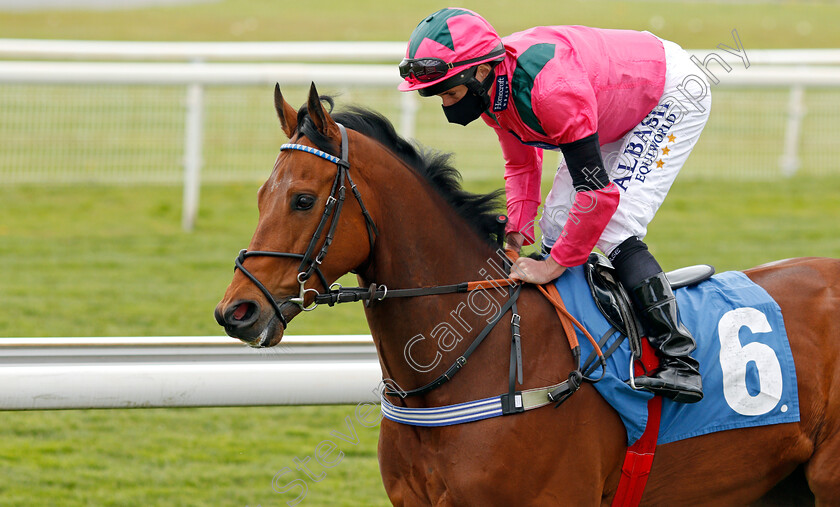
[232,123,606,408]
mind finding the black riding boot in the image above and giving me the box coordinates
[630,272,704,404]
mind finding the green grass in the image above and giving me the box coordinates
[0,406,389,506]
[2,0,840,49]
[0,183,371,337]
[2,1,840,505]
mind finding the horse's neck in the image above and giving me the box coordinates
[355,143,500,290]
[355,157,521,406]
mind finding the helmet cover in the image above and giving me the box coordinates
[398,8,503,93]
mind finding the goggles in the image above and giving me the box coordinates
[399,47,505,83]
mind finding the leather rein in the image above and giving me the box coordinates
[232,123,605,403]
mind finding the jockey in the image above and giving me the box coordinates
[398,8,710,403]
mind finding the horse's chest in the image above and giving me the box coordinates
[379,425,481,504]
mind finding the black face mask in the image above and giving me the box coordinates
[442,91,487,126]
[441,70,495,126]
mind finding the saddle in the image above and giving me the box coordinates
[584,253,715,360]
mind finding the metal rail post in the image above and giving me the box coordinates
[780,85,805,177]
[182,68,204,231]
[399,90,419,139]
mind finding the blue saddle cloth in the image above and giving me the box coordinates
[554,266,800,446]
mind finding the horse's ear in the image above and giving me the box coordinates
[274,83,297,139]
[306,82,340,139]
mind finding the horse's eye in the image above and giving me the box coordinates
[292,194,316,211]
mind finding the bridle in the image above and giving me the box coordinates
[233,123,378,331]
[231,121,606,404]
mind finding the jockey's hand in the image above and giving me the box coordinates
[510,256,567,285]
[505,232,525,254]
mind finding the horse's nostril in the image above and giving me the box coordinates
[223,300,259,328]
[233,303,251,320]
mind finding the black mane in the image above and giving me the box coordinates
[296,99,506,247]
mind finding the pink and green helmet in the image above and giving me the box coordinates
[398,8,505,96]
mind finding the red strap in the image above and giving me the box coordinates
[538,283,579,350]
[611,340,661,507]
[465,279,517,291]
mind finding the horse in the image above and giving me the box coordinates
[214,83,840,506]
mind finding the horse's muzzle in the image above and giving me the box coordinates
[215,296,303,347]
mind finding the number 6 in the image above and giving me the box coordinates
[718,307,784,416]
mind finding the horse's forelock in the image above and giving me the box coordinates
[295,96,339,154]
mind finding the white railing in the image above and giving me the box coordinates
[0,60,415,231]
[0,61,400,85]
[3,38,840,64]
[2,40,839,230]
[4,60,840,86]
[0,335,381,410]
[0,39,408,61]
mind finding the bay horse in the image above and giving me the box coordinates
[215,83,840,506]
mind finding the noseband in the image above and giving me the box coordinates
[233,123,378,330]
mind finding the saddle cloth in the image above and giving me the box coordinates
[554,265,800,446]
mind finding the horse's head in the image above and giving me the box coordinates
[214,83,377,347]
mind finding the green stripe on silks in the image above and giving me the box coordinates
[408,8,473,58]
[512,43,555,136]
